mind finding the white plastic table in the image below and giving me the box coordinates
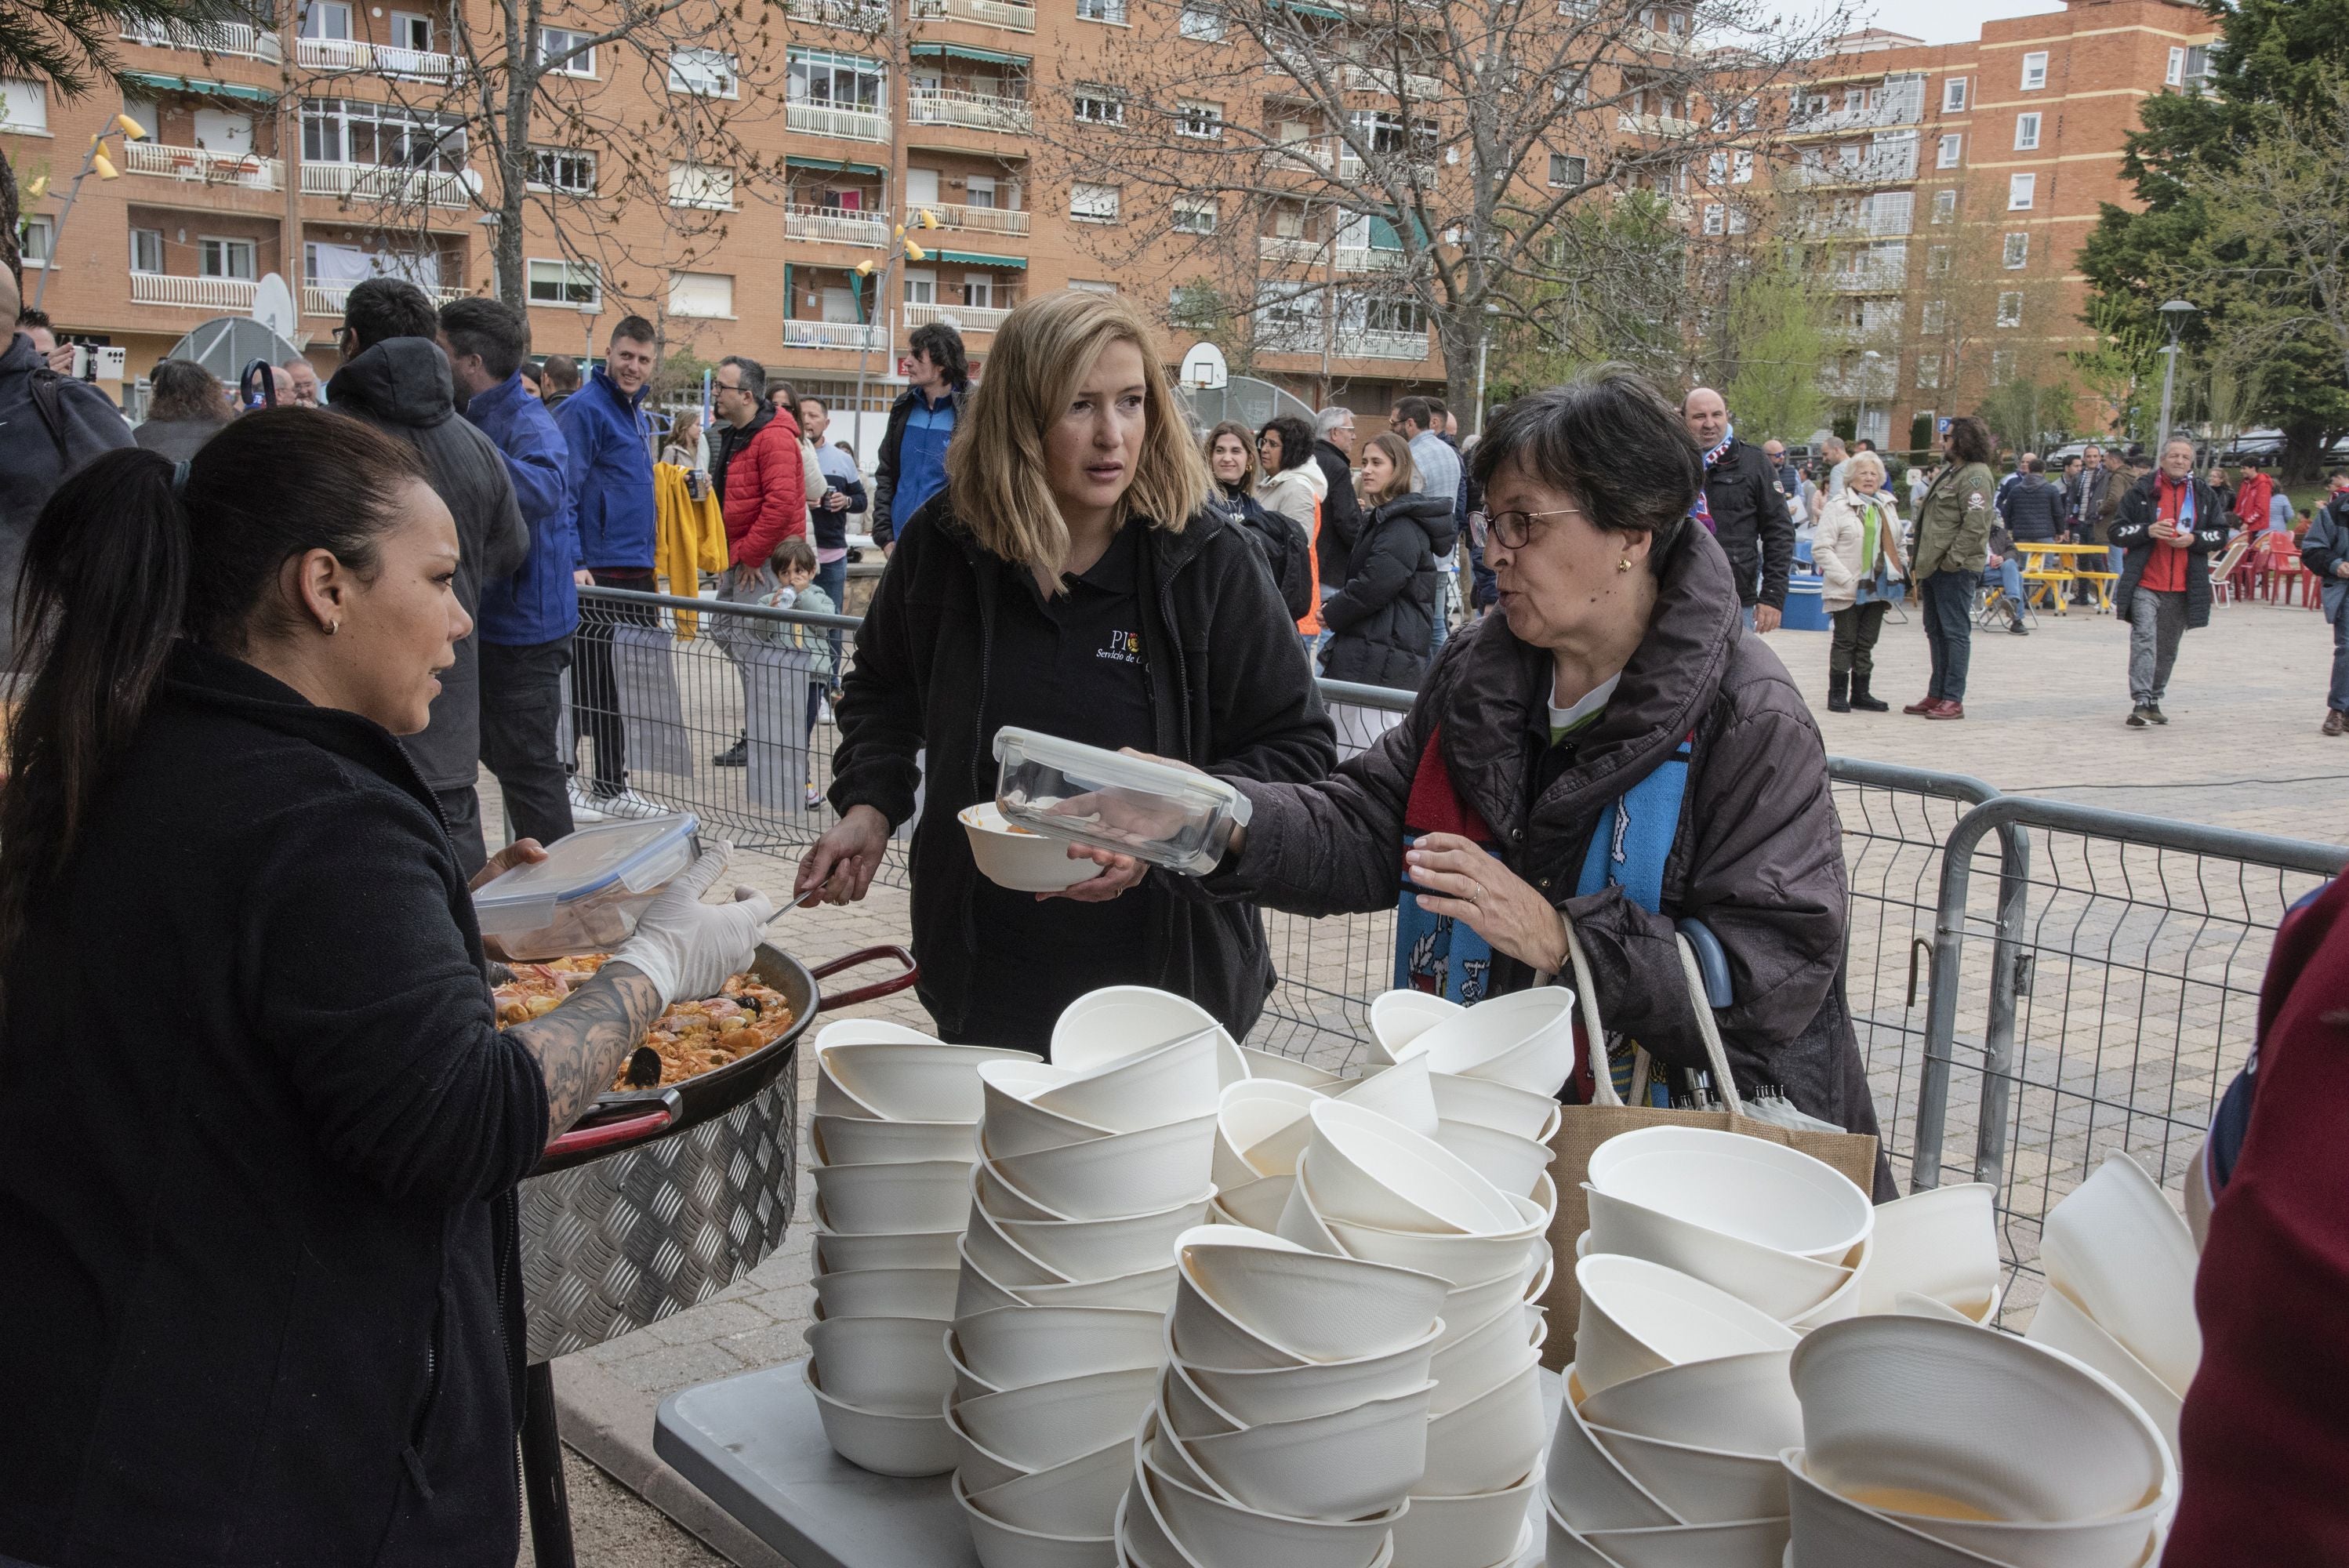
[655,1357,1561,1568]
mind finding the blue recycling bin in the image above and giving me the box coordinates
[1781,573,1830,631]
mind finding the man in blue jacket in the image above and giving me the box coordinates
[554,316,664,818]
[443,297,578,845]
[870,321,968,553]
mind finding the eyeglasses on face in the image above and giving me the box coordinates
[1484,505,1584,550]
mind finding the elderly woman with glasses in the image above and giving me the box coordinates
[1125,370,1890,1186]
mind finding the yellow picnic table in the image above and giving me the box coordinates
[2014,541,2118,615]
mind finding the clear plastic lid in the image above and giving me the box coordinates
[472,813,700,935]
[993,728,1249,877]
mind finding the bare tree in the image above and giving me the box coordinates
[2198,81,2349,395]
[1910,195,2069,424]
[1025,0,1850,395]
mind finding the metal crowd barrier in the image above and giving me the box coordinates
[568,584,2348,1316]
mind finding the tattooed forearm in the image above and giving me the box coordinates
[506,961,666,1134]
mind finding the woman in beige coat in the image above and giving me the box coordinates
[1813,448,1906,713]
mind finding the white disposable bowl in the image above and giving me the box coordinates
[1177,1223,1447,1362]
[1792,1315,2174,1525]
[954,1365,1160,1472]
[1019,1263,1183,1312]
[817,1040,1040,1124]
[1211,1174,1294,1232]
[1160,1359,1241,1439]
[1583,1186,1851,1323]
[1274,1160,1348,1254]
[1168,1269,1311,1370]
[1183,1318,1443,1427]
[964,1195,1077,1289]
[1185,1384,1435,1519]
[953,1468,1121,1567]
[1781,1448,2014,1568]
[1434,1119,1554,1199]
[2025,1283,2184,1459]
[1370,989,1461,1062]
[1140,1440,1401,1568]
[1576,1349,1803,1458]
[962,1432,1134,1538]
[1000,1196,1214,1281]
[1574,1254,1801,1399]
[1419,1359,1546,1496]
[955,1243,1027,1320]
[1409,987,1578,1096]
[992,1114,1218,1221]
[1331,1054,1440,1138]
[1305,1100,1523,1236]
[804,1314,957,1414]
[1036,1029,1225,1134]
[1587,1127,1872,1262]
[1141,1400,1235,1503]
[961,801,1107,892]
[811,1113,978,1168]
[975,1158,1079,1222]
[811,1225,961,1276]
[952,1304,1165,1389]
[1429,1071,1563,1142]
[1588,1423,1789,1525]
[1430,1299,1542,1417]
[1218,1079,1327,1181]
[944,1334,1007,1405]
[1436,1265,1542,1354]
[1580,1515,1792,1568]
[2041,1150,2200,1396]
[1052,988,1220,1072]
[1784,1236,1872,1331]
[1893,1292,1980,1325]
[1546,1370,1681,1531]
[942,1395,1033,1492]
[815,1018,944,1049]
[1544,1499,1629,1568]
[978,1065,1117,1160]
[810,1265,960,1323]
[1324,1190,1548,1285]
[1238,1047,1346,1088]
[803,1360,956,1477]
[1856,1182,2001,1320]
[1390,1471,1538,1568]
[1116,1475,1210,1568]
[809,1159,972,1236]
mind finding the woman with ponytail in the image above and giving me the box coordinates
[0,411,773,1567]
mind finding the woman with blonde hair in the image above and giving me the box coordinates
[1812,447,1905,713]
[797,290,1334,1049]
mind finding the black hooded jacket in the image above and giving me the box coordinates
[327,339,529,791]
[830,493,1336,1045]
[1320,492,1457,688]
[1702,437,1793,611]
[1211,482,1316,621]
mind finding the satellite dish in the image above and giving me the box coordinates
[1180,341,1229,391]
[169,316,304,382]
[251,273,298,341]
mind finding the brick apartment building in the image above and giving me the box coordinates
[1,0,1479,423]
[1779,0,2219,451]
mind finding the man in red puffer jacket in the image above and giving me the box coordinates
[708,354,807,766]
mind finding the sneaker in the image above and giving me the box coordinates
[587,785,672,820]
[713,734,748,768]
[817,698,834,724]
[2006,619,2030,636]
[567,778,610,821]
[2146,704,2169,726]
[2126,706,2151,728]
[805,785,826,811]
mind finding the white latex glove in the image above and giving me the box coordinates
[611,845,775,1007]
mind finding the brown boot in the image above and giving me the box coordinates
[1904,696,1939,715]
[2325,710,2345,737]
[1926,699,1966,720]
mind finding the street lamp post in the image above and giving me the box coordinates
[31,112,150,314]
[2155,299,2197,449]
[1855,349,1882,449]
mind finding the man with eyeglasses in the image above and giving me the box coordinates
[1683,387,1792,633]
[706,354,808,768]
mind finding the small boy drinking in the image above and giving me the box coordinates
[755,536,837,808]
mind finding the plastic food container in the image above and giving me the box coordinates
[992,728,1251,877]
[472,814,699,959]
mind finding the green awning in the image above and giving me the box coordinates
[122,68,277,105]
[936,249,1026,269]
[786,154,886,178]
[909,40,1029,67]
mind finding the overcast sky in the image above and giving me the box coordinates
[1846,0,2065,45]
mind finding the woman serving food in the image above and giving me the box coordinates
[0,412,772,1566]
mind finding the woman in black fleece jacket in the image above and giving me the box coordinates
[800,292,1334,1050]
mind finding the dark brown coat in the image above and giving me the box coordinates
[1214,525,1887,1170]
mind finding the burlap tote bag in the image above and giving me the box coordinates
[1534,929,1879,1372]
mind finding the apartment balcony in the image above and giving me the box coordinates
[1831,263,1908,292]
[296,36,466,82]
[129,271,259,310]
[1339,64,1443,96]
[1336,328,1433,361]
[906,87,1032,133]
[903,300,1011,332]
[1335,149,1438,181]
[925,201,1029,236]
[786,100,891,143]
[123,140,281,191]
[1787,98,1923,137]
[303,280,471,316]
[1258,234,1322,263]
[1799,212,1913,241]
[1617,111,1699,136]
[1788,153,1918,188]
[910,0,1037,31]
[1255,236,1402,274]
[303,160,472,207]
[786,203,892,246]
[1262,141,1337,176]
[784,317,892,351]
[1631,25,1700,54]
[119,17,281,61]
[783,0,890,24]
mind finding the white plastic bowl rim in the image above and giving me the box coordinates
[1305,1098,1523,1237]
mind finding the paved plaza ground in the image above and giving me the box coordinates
[514,589,2348,1566]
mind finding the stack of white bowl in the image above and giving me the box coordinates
[1119,1223,1450,1568]
[804,1022,1040,1475]
[948,988,1225,1567]
[1780,1314,2177,1567]
[2024,1152,2201,1462]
